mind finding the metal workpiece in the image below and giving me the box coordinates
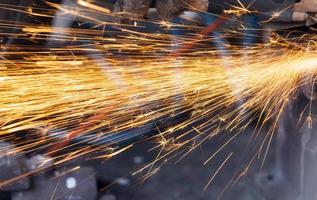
[111,0,317,28]
[209,0,316,26]
[43,0,317,30]
[294,0,317,13]
[156,0,188,21]
[293,0,317,25]
[209,0,298,13]
[188,0,209,12]
[156,0,207,20]
[114,0,151,19]
[113,0,209,20]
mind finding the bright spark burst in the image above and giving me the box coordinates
[0,0,316,191]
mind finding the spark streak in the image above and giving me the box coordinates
[0,1,316,190]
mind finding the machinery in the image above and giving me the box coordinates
[112,0,317,26]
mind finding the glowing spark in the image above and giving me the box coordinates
[77,0,111,14]
[0,2,316,190]
[204,153,233,191]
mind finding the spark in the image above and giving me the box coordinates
[77,0,111,14]
[224,0,253,16]
[204,152,234,191]
[261,4,294,23]
[0,1,316,191]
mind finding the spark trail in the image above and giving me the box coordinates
[0,0,316,189]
